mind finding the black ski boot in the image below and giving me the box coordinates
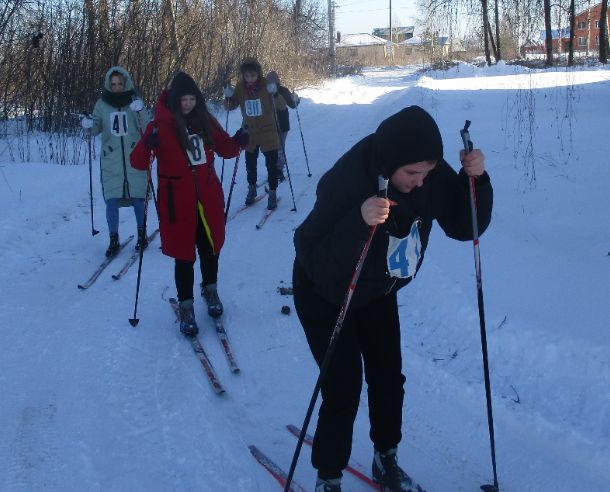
[245,184,257,205]
[201,282,223,318]
[372,448,424,492]
[267,189,277,210]
[315,477,342,492]
[135,228,148,252]
[105,233,120,257]
[178,298,199,336]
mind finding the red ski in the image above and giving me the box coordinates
[248,445,307,492]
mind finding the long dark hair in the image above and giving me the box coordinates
[171,100,215,154]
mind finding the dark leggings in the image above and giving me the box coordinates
[293,261,405,479]
[175,214,219,302]
[245,147,279,190]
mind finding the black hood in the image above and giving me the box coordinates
[374,105,444,179]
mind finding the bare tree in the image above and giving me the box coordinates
[600,0,608,63]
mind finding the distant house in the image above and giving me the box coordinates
[372,26,415,43]
[523,3,609,56]
[335,33,393,66]
[574,2,609,52]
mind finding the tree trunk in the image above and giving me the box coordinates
[494,0,502,60]
[163,0,181,72]
[481,0,492,65]
[600,0,608,63]
[568,0,576,67]
[544,0,553,67]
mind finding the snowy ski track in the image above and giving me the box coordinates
[1,63,609,491]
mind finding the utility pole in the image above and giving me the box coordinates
[329,0,336,75]
[389,0,394,63]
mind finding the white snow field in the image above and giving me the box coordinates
[1,62,609,491]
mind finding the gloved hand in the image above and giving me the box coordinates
[266,82,277,95]
[232,127,249,148]
[144,129,160,150]
[291,91,300,106]
[81,116,93,129]
[224,84,234,98]
[129,98,145,112]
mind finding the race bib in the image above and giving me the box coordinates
[245,98,263,117]
[109,112,128,136]
[387,219,422,279]
[186,134,207,165]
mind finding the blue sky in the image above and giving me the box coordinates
[325,0,420,35]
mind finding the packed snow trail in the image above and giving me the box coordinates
[1,64,610,491]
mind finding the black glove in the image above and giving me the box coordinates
[233,127,249,148]
[144,130,160,150]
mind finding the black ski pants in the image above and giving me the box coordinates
[293,261,406,479]
[245,147,279,190]
[175,213,218,302]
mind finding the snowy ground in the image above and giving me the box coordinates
[1,62,609,491]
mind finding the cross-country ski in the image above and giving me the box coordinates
[111,229,159,280]
[77,235,134,289]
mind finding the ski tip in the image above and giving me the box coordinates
[128,318,139,327]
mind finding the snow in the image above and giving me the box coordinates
[337,33,389,47]
[1,62,610,491]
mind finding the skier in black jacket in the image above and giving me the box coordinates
[293,105,493,492]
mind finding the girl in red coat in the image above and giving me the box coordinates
[131,72,248,335]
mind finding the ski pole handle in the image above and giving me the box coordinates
[460,120,474,155]
[377,175,389,198]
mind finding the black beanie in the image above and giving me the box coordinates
[374,105,444,178]
[168,72,204,109]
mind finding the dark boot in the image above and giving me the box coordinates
[267,189,277,210]
[135,228,148,252]
[105,233,120,257]
[178,298,199,336]
[372,448,423,492]
[277,168,286,182]
[245,184,257,205]
[315,477,342,492]
[201,282,223,318]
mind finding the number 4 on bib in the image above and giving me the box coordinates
[387,220,421,279]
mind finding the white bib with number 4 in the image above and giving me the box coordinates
[387,219,422,279]
[109,112,129,136]
[245,99,263,117]
[186,134,207,165]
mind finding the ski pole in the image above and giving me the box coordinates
[134,105,159,217]
[293,94,312,177]
[224,150,242,221]
[129,125,158,327]
[284,176,388,492]
[221,107,229,185]
[270,94,297,212]
[87,126,99,236]
[460,120,499,492]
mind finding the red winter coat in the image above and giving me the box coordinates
[130,91,240,261]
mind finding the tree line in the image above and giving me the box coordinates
[0,0,326,132]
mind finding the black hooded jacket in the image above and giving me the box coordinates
[293,133,493,308]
